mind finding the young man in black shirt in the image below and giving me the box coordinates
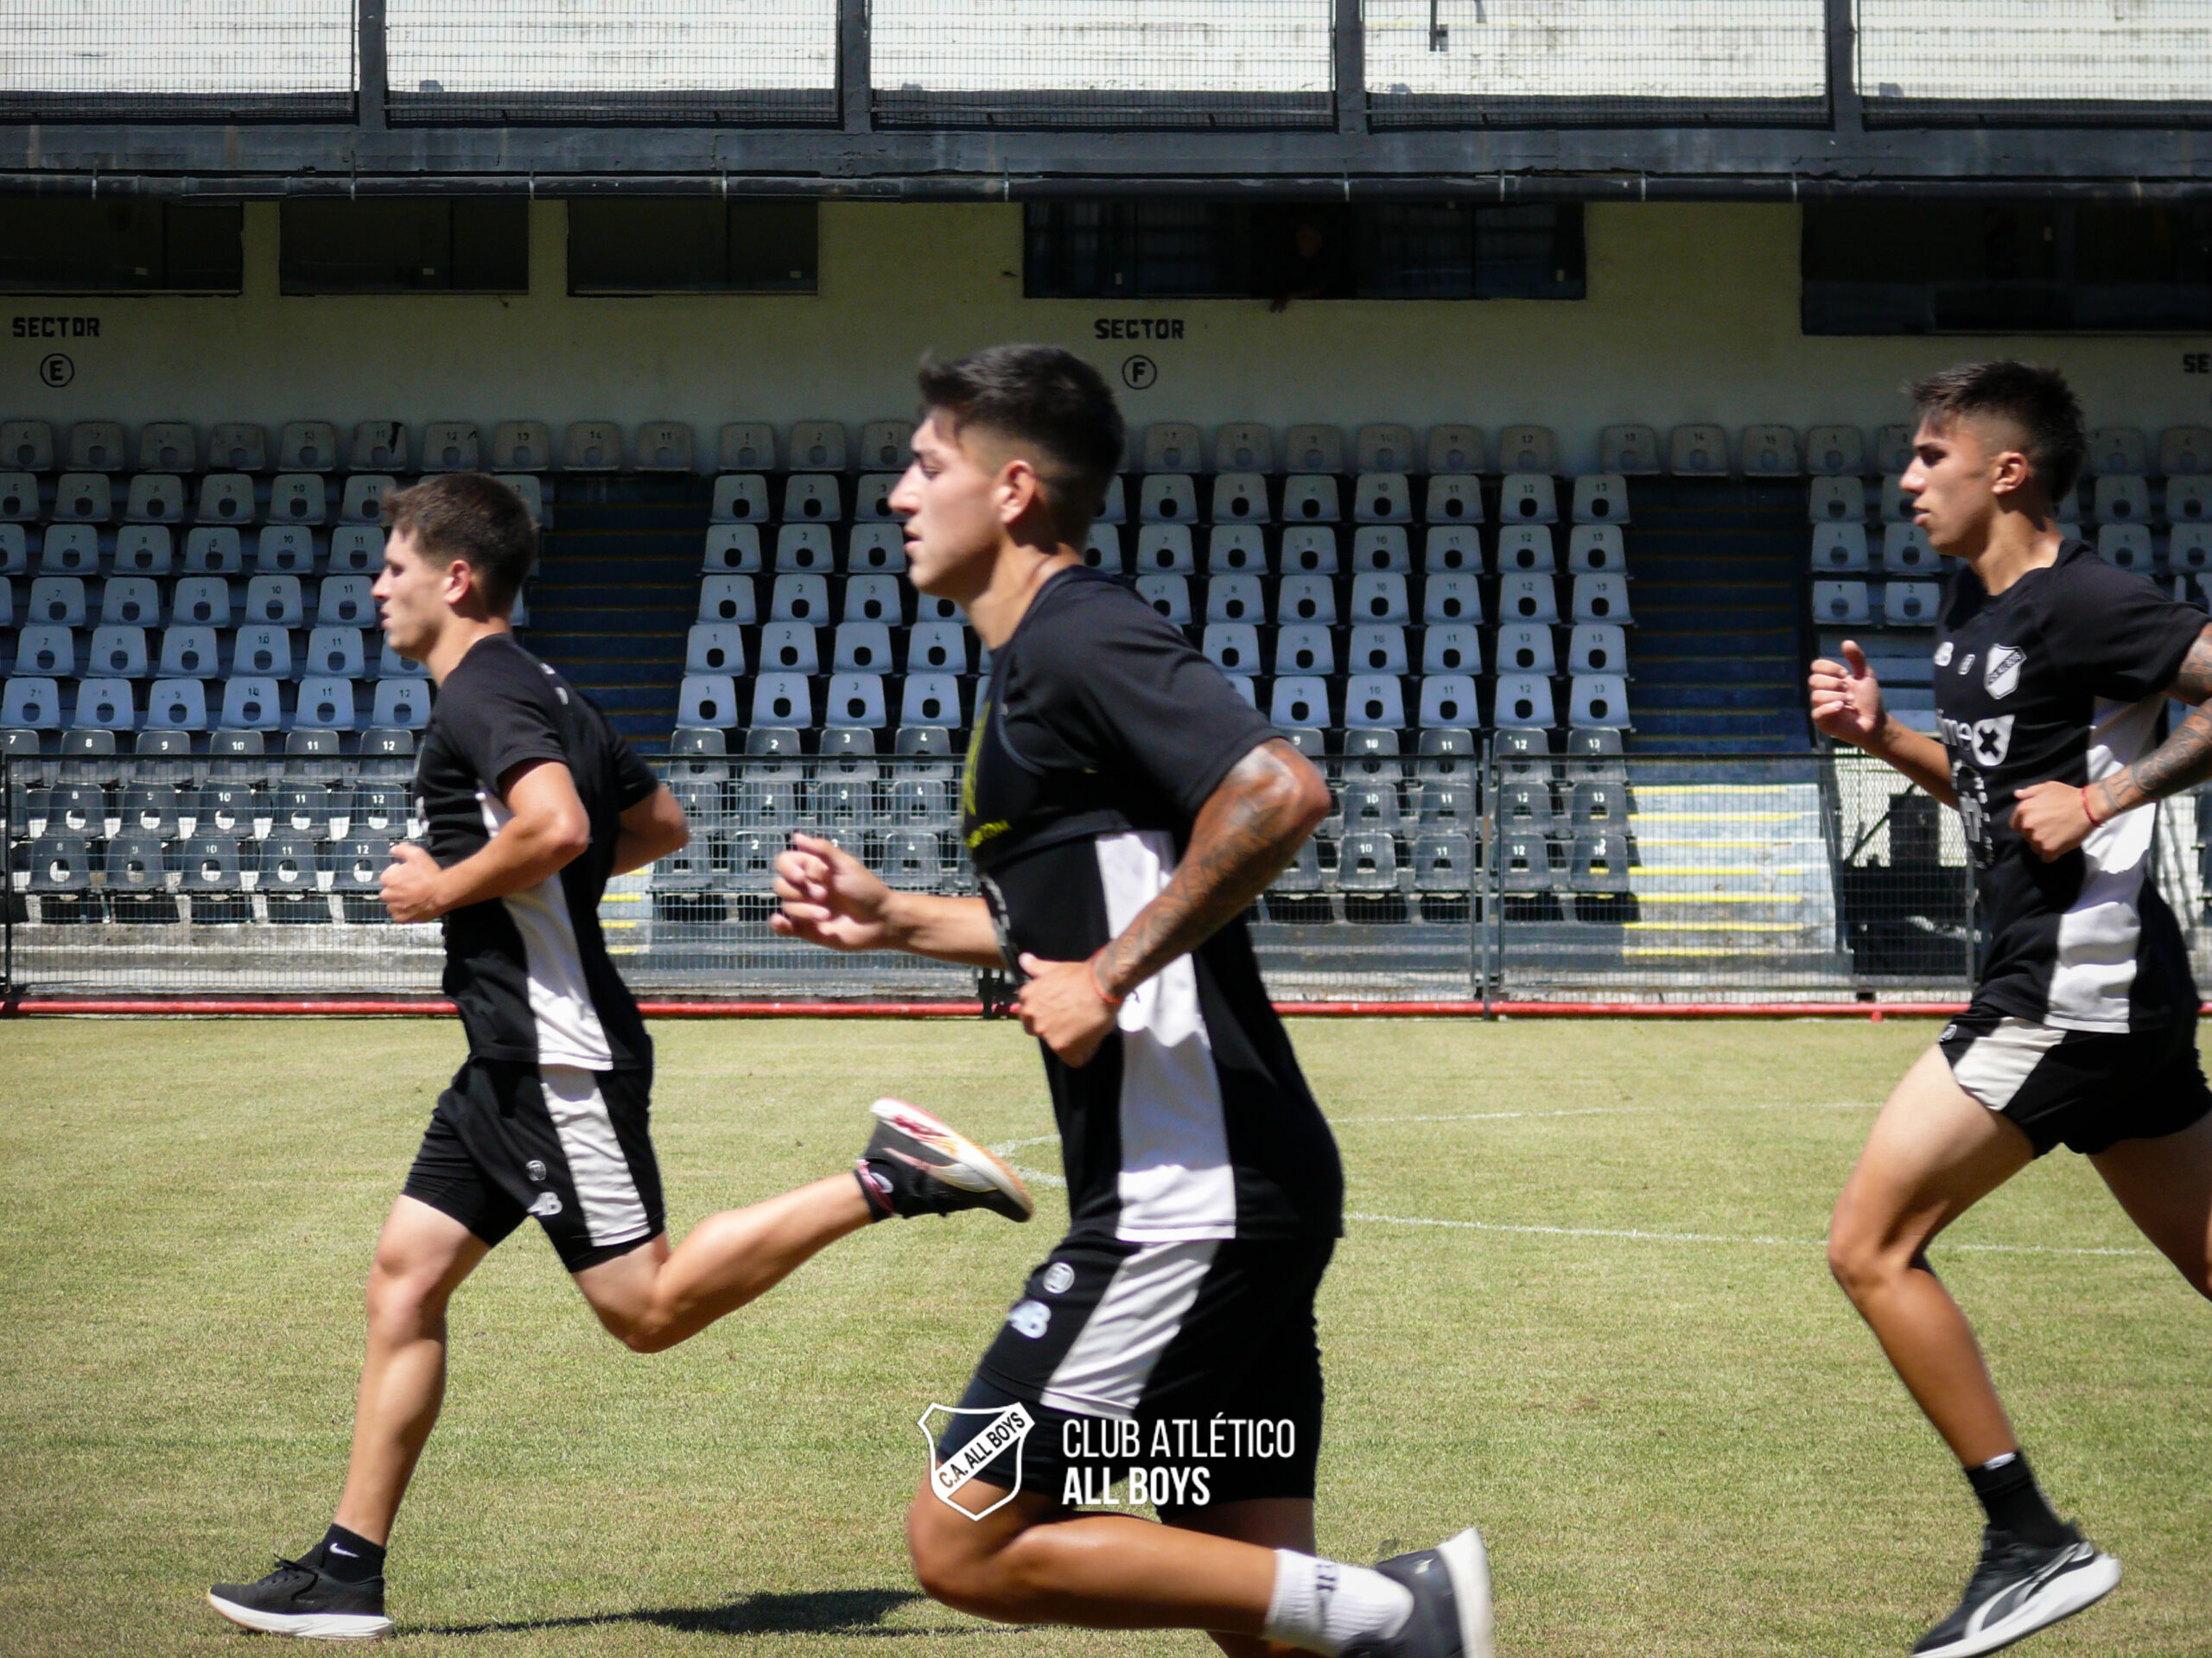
[1809,361,2212,1657]
[209,473,1032,1639]
[775,346,1491,1658]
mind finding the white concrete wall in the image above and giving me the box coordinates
[387,0,834,96]
[0,0,352,94]
[1859,0,2212,102]
[3,200,2202,466]
[871,0,1332,94]
[1366,1,1825,99]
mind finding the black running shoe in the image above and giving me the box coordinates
[855,1097,1034,1222]
[208,1557,393,1640]
[1911,1526,2120,1658]
[1342,1528,1495,1658]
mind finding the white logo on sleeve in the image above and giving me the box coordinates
[529,1191,563,1217]
[1007,1299,1052,1338]
[1972,715,2015,767]
[1934,641,1955,667]
[1042,1261,1076,1295]
[1985,645,2026,700]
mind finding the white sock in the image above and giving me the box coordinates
[1262,1549,1414,1655]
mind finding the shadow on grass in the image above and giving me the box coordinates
[414,1585,1014,1639]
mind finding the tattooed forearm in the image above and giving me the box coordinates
[2167,625,2212,706]
[1091,740,1331,1000]
[2099,705,2212,817]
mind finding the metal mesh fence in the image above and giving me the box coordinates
[16,744,2212,1007]
[0,0,355,120]
[385,0,838,124]
[870,0,1334,130]
[1364,0,1828,129]
[1858,0,2212,126]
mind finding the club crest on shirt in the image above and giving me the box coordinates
[1985,645,2026,700]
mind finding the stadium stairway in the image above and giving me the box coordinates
[1624,778,1847,980]
[1625,480,1808,753]
[525,481,707,757]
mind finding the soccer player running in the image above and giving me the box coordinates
[1809,361,2212,1658]
[773,345,1491,1658]
[209,473,1032,1639]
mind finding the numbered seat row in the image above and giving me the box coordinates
[1199,621,1628,679]
[0,524,395,578]
[15,779,412,842]
[1263,673,1630,734]
[0,473,550,530]
[1810,472,2212,529]
[2,624,423,683]
[10,834,409,919]
[0,675,429,734]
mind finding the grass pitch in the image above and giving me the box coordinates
[1,1015,2207,1658]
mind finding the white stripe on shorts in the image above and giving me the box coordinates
[1948,1017,2069,1111]
[1039,1239,1220,1420]
[538,1065,652,1249]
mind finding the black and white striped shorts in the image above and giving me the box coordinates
[403,1058,664,1272]
[1939,1007,2212,1157]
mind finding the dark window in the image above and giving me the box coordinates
[1803,202,2212,334]
[1025,200,1584,302]
[0,200,243,294]
[567,200,817,295]
[281,200,528,295]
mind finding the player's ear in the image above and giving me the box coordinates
[1989,447,2033,501]
[996,455,1043,528]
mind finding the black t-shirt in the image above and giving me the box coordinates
[963,565,1344,1242]
[1934,541,2204,1031]
[415,633,660,1070]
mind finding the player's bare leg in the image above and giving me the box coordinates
[571,1174,874,1353]
[2090,1110,2212,1299]
[1827,1044,2035,1465]
[1176,1496,1319,1658]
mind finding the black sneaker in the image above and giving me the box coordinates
[1911,1526,2121,1658]
[856,1097,1034,1223]
[208,1556,393,1640]
[1343,1528,1494,1658]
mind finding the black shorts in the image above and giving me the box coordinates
[402,1058,664,1273]
[932,1236,1333,1521]
[1940,1007,2212,1157]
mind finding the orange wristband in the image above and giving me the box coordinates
[1088,956,1125,1007]
[2081,785,2106,828]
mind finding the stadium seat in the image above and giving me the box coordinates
[1268,677,1331,729]
[1568,623,1629,676]
[1135,524,1197,575]
[1741,426,1801,476]
[1339,781,1400,833]
[704,421,775,473]
[170,574,234,627]
[1495,622,1555,676]
[52,473,113,524]
[27,576,86,626]
[2097,524,2155,575]
[1496,526,1554,575]
[1342,672,1406,732]
[488,421,552,472]
[1497,573,1560,625]
[352,422,408,472]
[340,476,396,526]
[292,676,357,731]
[1135,575,1192,626]
[1808,476,1866,524]
[2168,478,2211,522]
[113,526,173,576]
[2171,524,2212,573]
[2094,475,2152,524]
[142,677,207,731]
[185,528,245,574]
[1421,572,1481,625]
[26,834,95,910]
[677,623,743,676]
[0,473,40,522]
[196,422,264,473]
[14,625,73,675]
[334,525,386,575]
[914,593,959,623]
[1571,574,1633,625]
[1424,424,1484,473]
[1565,776,1629,827]
[859,421,913,471]
[1415,784,1477,832]
[69,677,134,730]
[268,474,327,525]
[304,626,365,678]
[1495,425,1555,473]
[842,574,903,626]
[358,727,416,784]
[1498,474,1557,524]
[1271,624,1332,676]
[763,574,824,626]
[0,523,22,575]
[216,676,283,730]
[698,524,763,576]
[899,674,963,728]
[783,474,841,523]
[1803,425,1866,477]
[1282,425,1343,473]
[252,526,315,575]
[1345,624,1408,675]
[1267,837,1325,899]
[1202,623,1261,676]
[677,674,740,728]
[1141,422,1204,472]
[1423,526,1481,575]
[1880,524,1939,575]
[86,624,148,677]
[1192,573,1255,626]
[1567,525,1626,575]
[0,676,59,730]
[1873,424,1916,475]
[1285,572,1344,625]
[370,680,430,729]
[1571,475,1630,525]
[1811,579,1872,624]
[2,421,54,471]
[1352,473,1410,524]
[1421,624,1481,676]
[1140,475,1199,524]
[854,474,901,522]
[1352,424,1413,473]
[1568,675,1630,729]
[242,575,302,628]
[750,673,813,729]
[1416,676,1481,729]
[823,673,888,729]
[789,421,849,471]
[774,524,836,575]
[1493,675,1555,730]
[1082,527,1123,575]
[1280,527,1338,575]
[831,622,893,675]
[2087,427,2148,477]
[416,422,480,473]
[753,621,817,675]
[1351,526,1411,575]
[563,422,622,472]
[1669,425,1729,475]
[1412,832,1475,893]
[1211,473,1270,523]
[1811,523,1870,572]
[1213,422,1274,473]
[101,576,160,627]
[2161,427,2212,477]
[39,525,99,576]
[125,473,186,524]
[1194,526,1255,576]
[272,422,335,473]
[632,422,693,473]
[66,422,126,471]
[1599,425,1661,475]
[1883,581,1942,626]
[905,620,969,674]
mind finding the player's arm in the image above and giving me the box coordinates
[610,784,690,876]
[771,832,1002,967]
[382,759,589,923]
[1016,739,1331,1066]
[1808,638,1956,807]
[2013,622,2212,861]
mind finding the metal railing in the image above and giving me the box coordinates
[12,744,2209,1007]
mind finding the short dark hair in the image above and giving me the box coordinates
[382,473,537,613]
[917,344,1125,542]
[1907,359,2087,505]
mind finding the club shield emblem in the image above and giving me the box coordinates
[1985,645,2025,700]
[918,1401,1033,1520]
